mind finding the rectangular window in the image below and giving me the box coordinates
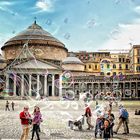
[107,64,110,69]
[95,65,97,70]
[89,65,91,69]
[119,58,121,62]
[137,49,140,55]
[138,58,140,64]
[123,58,125,62]
[126,64,128,70]
[119,64,122,69]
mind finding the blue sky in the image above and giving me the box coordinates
[0,0,140,53]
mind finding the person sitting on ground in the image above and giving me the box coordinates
[135,109,138,115]
[138,110,140,115]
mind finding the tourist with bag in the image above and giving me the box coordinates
[114,105,129,134]
[31,106,43,140]
[20,105,31,140]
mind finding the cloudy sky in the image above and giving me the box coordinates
[0,0,140,53]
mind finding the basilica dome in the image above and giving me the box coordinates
[1,21,68,62]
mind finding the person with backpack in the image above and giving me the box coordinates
[114,105,129,134]
[84,103,94,130]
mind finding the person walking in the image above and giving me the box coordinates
[84,103,94,130]
[20,105,31,140]
[114,105,129,134]
[31,106,42,140]
[11,101,15,111]
[5,100,10,111]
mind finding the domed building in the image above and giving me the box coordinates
[0,21,70,98]
[62,53,84,72]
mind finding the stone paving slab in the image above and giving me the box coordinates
[0,100,140,140]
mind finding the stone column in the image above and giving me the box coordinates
[130,82,132,98]
[29,74,32,96]
[5,73,9,92]
[37,74,40,94]
[59,74,62,97]
[52,74,55,96]
[136,82,138,98]
[21,74,24,97]
[123,82,125,98]
[13,74,16,96]
[44,74,48,96]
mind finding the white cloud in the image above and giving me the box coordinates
[0,1,18,15]
[134,6,140,14]
[99,23,140,53]
[35,0,54,12]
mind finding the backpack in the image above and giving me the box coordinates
[121,109,129,119]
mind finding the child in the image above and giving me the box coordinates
[101,119,111,140]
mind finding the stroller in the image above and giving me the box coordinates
[68,115,84,130]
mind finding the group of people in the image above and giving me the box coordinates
[5,100,15,111]
[83,103,129,139]
[19,102,129,140]
[20,105,43,140]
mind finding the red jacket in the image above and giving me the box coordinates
[20,111,31,125]
[85,107,92,117]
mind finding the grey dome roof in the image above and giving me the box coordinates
[2,21,67,50]
[62,56,84,65]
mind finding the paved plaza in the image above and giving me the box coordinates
[0,100,140,140]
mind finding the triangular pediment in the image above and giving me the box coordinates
[12,59,61,70]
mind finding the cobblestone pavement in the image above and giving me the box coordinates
[0,100,140,140]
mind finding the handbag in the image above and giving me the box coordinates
[28,119,32,125]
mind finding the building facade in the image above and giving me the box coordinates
[0,21,140,99]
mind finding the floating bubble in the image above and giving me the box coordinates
[70,102,79,110]
[125,89,131,97]
[46,19,52,25]
[12,30,16,34]
[64,18,68,24]
[115,0,120,4]
[64,90,75,100]
[110,29,120,40]
[61,71,73,88]
[86,19,96,28]
[64,33,71,40]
